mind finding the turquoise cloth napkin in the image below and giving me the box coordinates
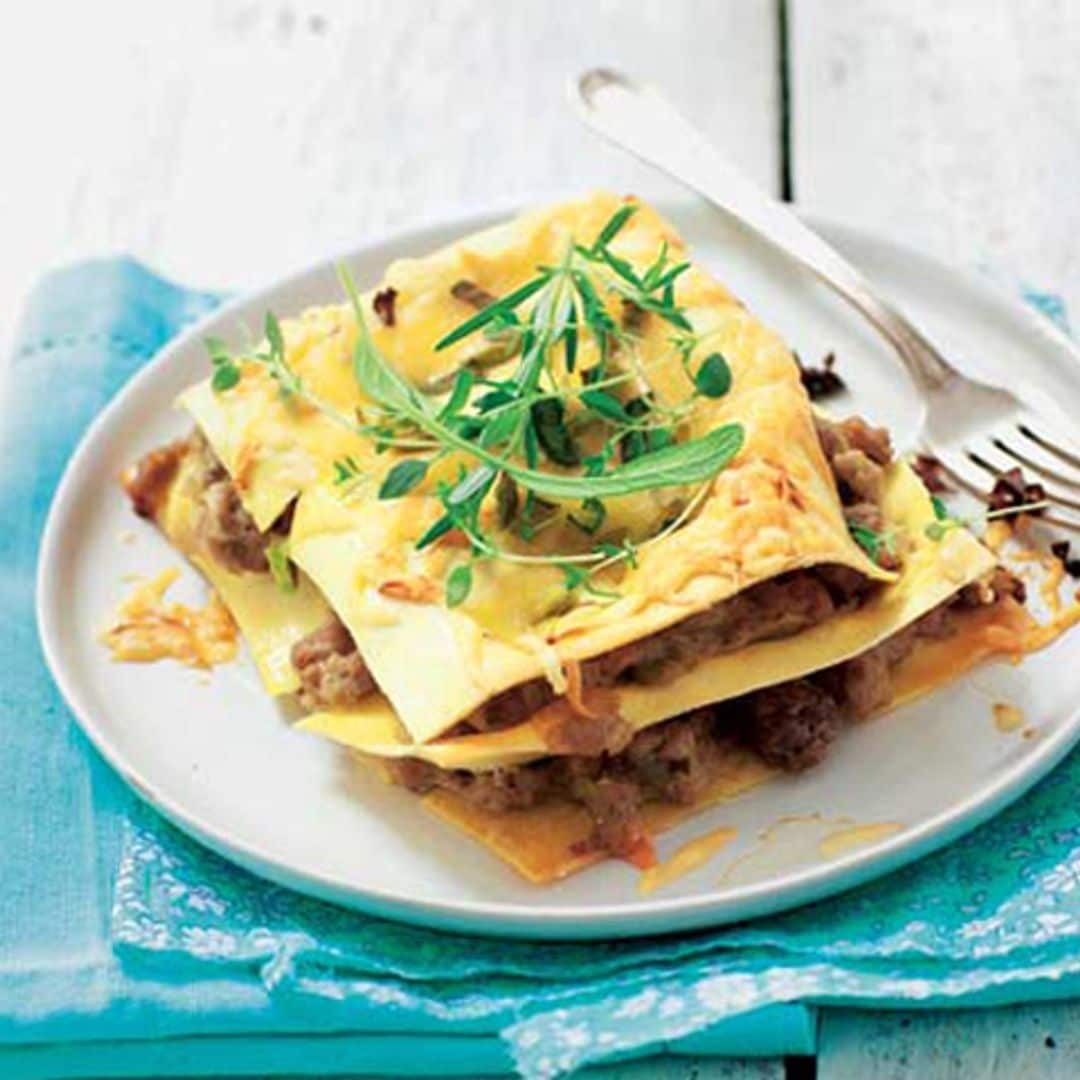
[0,259,814,1079]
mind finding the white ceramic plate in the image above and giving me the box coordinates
[37,199,1080,939]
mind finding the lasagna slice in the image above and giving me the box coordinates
[120,192,1036,882]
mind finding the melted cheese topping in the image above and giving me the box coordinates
[100,568,238,668]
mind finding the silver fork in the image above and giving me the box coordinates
[572,69,1080,532]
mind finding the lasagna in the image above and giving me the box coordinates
[122,192,1034,882]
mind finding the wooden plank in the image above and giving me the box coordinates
[818,1003,1080,1079]
[790,0,1080,317]
[583,1056,784,1078]
[0,0,780,356]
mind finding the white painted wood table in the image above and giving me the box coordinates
[3,1,1078,1076]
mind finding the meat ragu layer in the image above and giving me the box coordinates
[385,571,1023,861]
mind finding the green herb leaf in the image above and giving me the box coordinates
[580,388,629,422]
[563,319,578,373]
[378,458,429,499]
[569,497,606,535]
[849,524,881,562]
[206,337,241,393]
[211,363,241,392]
[265,539,296,594]
[448,465,497,507]
[560,563,590,591]
[593,537,639,570]
[521,423,744,499]
[597,247,641,287]
[523,421,540,469]
[265,312,285,357]
[479,407,520,448]
[416,513,456,550]
[445,563,473,607]
[205,336,232,365]
[591,203,638,252]
[649,427,675,452]
[656,262,691,289]
[434,275,549,351]
[439,368,475,419]
[931,495,949,521]
[620,429,647,463]
[530,398,580,466]
[333,456,363,485]
[694,353,733,398]
[641,241,669,290]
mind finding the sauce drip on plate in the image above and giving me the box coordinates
[992,702,1024,733]
[637,825,738,895]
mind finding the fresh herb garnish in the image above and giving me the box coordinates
[694,353,733,398]
[445,563,473,608]
[848,522,895,565]
[206,337,241,393]
[568,496,606,536]
[265,538,296,593]
[212,204,746,606]
[378,457,429,499]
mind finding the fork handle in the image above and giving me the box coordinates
[573,69,954,391]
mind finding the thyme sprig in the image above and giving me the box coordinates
[208,204,746,607]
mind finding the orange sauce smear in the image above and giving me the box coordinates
[638,825,738,895]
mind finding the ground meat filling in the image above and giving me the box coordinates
[815,414,898,569]
[184,431,294,574]
[291,615,377,711]
[124,439,187,520]
[456,564,871,738]
[126,430,293,575]
[386,709,723,857]
[457,568,843,738]
[384,573,1022,859]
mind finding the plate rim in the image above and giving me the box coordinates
[35,199,1080,939]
